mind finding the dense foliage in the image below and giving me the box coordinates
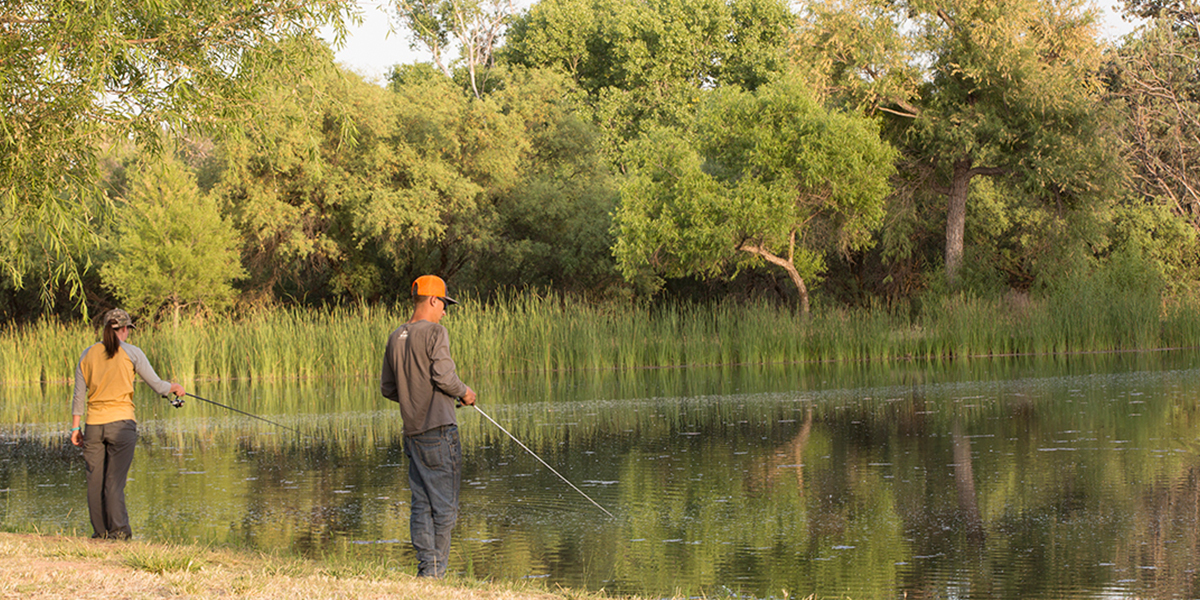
[1,0,1196,325]
[103,154,245,325]
[796,0,1117,292]
[614,76,897,314]
[0,0,354,319]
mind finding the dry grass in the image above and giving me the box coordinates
[0,533,637,600]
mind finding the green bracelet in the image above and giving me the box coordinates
[70,426,81,432]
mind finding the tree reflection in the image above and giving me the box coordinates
[951,420,984,540]
[747,406,813,494]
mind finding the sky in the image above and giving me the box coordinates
[321,1,425,82]
[321,1,1145,83]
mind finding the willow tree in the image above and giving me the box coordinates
[214,50,402,302]
[613,77,896,314]
[797,0,1114,287]
[0,0,353,313]
[216,58,537,303]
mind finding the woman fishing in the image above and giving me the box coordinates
[68,308,184,540]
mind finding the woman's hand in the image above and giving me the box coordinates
[70,417,82,446]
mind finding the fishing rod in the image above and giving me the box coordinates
[168,392,302,436]
[468,403,614,518]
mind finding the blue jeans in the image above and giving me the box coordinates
[81,420,138,539]
[404,425,461,577]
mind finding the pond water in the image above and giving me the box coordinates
[4,351,1200,599]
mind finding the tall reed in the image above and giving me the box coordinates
[0,321,92,384]
[2,289,1196,387]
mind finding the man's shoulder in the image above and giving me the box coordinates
[388,321,447,346]
[404,320,447,336]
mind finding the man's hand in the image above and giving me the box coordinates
[460,387,477,406]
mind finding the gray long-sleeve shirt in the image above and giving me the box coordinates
[380,320,469,436]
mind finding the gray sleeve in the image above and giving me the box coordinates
[381,332,399,402]
[122,343,173,396]
[71,347,90,416]
[429,327,469,399]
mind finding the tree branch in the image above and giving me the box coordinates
[738,241,810,315]
[967,166,1007,178]
[877,104,920,119]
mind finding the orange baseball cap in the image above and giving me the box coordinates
[411,275,458,305]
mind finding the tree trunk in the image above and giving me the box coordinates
[944,158,972,288]
[739,243,810,315]
[944,160,1007,288]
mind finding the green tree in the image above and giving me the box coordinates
[613,77,896,313]
[797,0,1116,288]
[503,0,794,147]
[368,66,526,285]
[505,0,790,93]
[469,67,622,295]
[0,0,352,314]
[215,48,392,302]
[217,58,530,303]
[102,156,245,327]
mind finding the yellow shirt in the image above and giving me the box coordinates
[72,341,172,425]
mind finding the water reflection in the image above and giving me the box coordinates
[3,351,1200,598]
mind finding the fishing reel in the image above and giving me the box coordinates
[165,394,185,408]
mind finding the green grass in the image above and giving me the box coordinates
[123,544,207,574]
[1,532,642,600]
[2,289,1197,387]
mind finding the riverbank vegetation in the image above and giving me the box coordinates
[3,278,1198,386]
[4,0,1200,372]
[0,532,632,600]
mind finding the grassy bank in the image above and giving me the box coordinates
[3,290,1199,385]
[0,532,633,600]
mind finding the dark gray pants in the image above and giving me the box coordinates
[81,420,138,539]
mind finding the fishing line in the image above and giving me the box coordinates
[171,392,302,436]
[469,403,614,518]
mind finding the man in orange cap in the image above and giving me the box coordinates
[381,275,477,578]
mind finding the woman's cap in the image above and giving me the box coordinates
[411,275,458,305]
[103,308,135,329]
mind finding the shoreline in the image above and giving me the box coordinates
[0,532,637,600]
